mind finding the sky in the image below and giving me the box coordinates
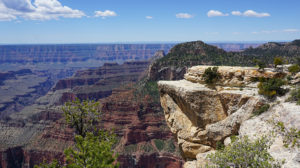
[0,0,300,44]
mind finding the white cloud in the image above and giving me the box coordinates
[261,30,278,34]
[207,10,229,17]
[146,16,153,19]
[231,11,242,16]
[0,13,17,21]
[243,10,270,17]
[94,10,117,19]
[233,10,270,18]
[0,3,17,21]
[2,0,34,12]
[0,0,85,21]
[176,13,193,19]
[283,29,299,33]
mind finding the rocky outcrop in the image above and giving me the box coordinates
[158,80,264,160]
[158,65,300,168]
[184,66,281,87]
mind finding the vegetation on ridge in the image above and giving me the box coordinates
[151,40,300,73]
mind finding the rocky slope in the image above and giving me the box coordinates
[158,66,300,168]
[0,69,53,119]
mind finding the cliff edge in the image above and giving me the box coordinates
[158,66,300,168]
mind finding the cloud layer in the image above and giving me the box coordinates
[208,9,270,18]
[0,0,85,21]
[232,10,270,17]
[0,1,273,22]
[176,13,193,19]
[146,16,153,19]
[207,10,228,17]
[94,10,117,19]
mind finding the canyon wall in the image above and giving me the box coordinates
[158,66,300,168]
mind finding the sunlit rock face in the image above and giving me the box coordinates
[158,65,300,168]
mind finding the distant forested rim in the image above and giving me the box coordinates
[154,40,300,68]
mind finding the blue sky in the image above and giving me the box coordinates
[0,0,299,44]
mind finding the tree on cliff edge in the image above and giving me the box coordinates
[35,99,119,168]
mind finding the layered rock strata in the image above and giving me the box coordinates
[0,61,184,168]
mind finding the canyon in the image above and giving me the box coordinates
[0,60,184,168]
[1,41,300,168]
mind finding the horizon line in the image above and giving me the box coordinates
[0,40,296,45]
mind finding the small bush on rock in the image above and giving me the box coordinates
[274,57,284,68]
[207,136,284,168]
[258,78,286,99]
[202,67,221,85]
[253,59,266,71]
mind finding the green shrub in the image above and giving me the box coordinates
[288,64,300,74]
[258,78,286,98]
[36,99,119,168]
[253,104,270,116]
[288,88,300,105]
[202,67,221,85]
[274,57,284,68]
[230,135,238,143]
[207,136,284,168]
[216,141,225,150]
[34,160,61,168]
[64,131,119,168]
